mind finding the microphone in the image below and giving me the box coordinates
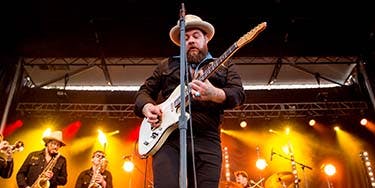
[270,148,274,161]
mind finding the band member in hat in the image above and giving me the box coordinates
[75,150,113,188]
[16,130,67,188]
[0,135,14,179]
[134,14,245,187]
[234,170,251,188]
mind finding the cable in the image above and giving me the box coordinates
[185,57,198,188]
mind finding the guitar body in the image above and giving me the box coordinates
[138,85,190,157]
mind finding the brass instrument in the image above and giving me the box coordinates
[0,134,24,154]
[88,157,107,188]
[31,153,61,188]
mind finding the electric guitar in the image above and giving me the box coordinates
[138,22,267,157]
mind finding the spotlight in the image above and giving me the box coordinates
[97,129,107,147]
[122,155,134,172]
[256,158,267,170]
[322,164,336,176]
[309,119,316,126]
[240,120,247,128]
[360,118,368,126]
[239,113,247,128]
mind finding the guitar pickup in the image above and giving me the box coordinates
[144,133,158,145]
[151,132,159,138]
[143,132,160,146]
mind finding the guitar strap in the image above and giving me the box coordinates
[189,57,214,79]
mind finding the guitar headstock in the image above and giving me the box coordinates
[237,22,267,48]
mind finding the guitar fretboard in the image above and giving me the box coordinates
[197,43,238,82]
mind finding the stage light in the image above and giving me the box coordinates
[223,146,231,181]
[323,164,336,176]
[256,158,267,170]
[360,118,368,126]
[108,130,120,136]
[3,119,24,137]
[239,113,247,128]
[282,145,290,155]
[42,128,52,138]
[97,129,107,149]
[359,151,375,186]
[285,127,290,135]
[334,126,340,131]
[309,119,316,126]
[240,120,247,128]
[122,155,134,172]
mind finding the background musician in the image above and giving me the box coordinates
[16,130,67,188]
[234,170,251,188]
[75,150,113,188]
[0,136,14,179]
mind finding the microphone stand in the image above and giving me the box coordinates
[272,151,313,171]
[272,151,312,188]
[178,3,188,188]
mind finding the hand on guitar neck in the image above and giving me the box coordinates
[189,79,226,103]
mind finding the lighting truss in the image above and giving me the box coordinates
[16,101,368,120]
[23,56,358,66]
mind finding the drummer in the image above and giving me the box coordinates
[234,170,250,188]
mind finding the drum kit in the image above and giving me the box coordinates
[264,171,295,188]
[219,171,295,188]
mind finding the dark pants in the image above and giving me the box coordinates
[152,134,222,188]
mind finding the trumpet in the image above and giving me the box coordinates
[1,140,24,153]
[0,138,24,154]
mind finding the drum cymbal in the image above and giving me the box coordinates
[219,181,243,188]
[265,171,295,188]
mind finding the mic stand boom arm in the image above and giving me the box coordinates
[272,151,313,170]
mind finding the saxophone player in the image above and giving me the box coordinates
[0,137,14,179]
[16,131,67,188]
[75,150,113,188]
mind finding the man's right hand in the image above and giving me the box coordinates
[142,103,162,128]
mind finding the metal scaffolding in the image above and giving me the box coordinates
[23,56,358,66]
[16,101,368,120]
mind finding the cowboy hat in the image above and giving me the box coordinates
[169,14,215,46]
[43,131,66,146]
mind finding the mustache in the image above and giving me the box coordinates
[188,46,199,51]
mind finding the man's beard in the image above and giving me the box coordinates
[48,149,58,156]
[187,46,208,64]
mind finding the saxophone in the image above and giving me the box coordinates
[88,158,107,188]
[31,153,61,188]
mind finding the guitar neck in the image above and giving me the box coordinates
[174,22,267,107]
[196,43,238,82]
[195,21,267,82]
[173,44,239,108]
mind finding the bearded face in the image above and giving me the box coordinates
[187,45,208,64]
[46,140,61,156]
[185,29,209,64]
